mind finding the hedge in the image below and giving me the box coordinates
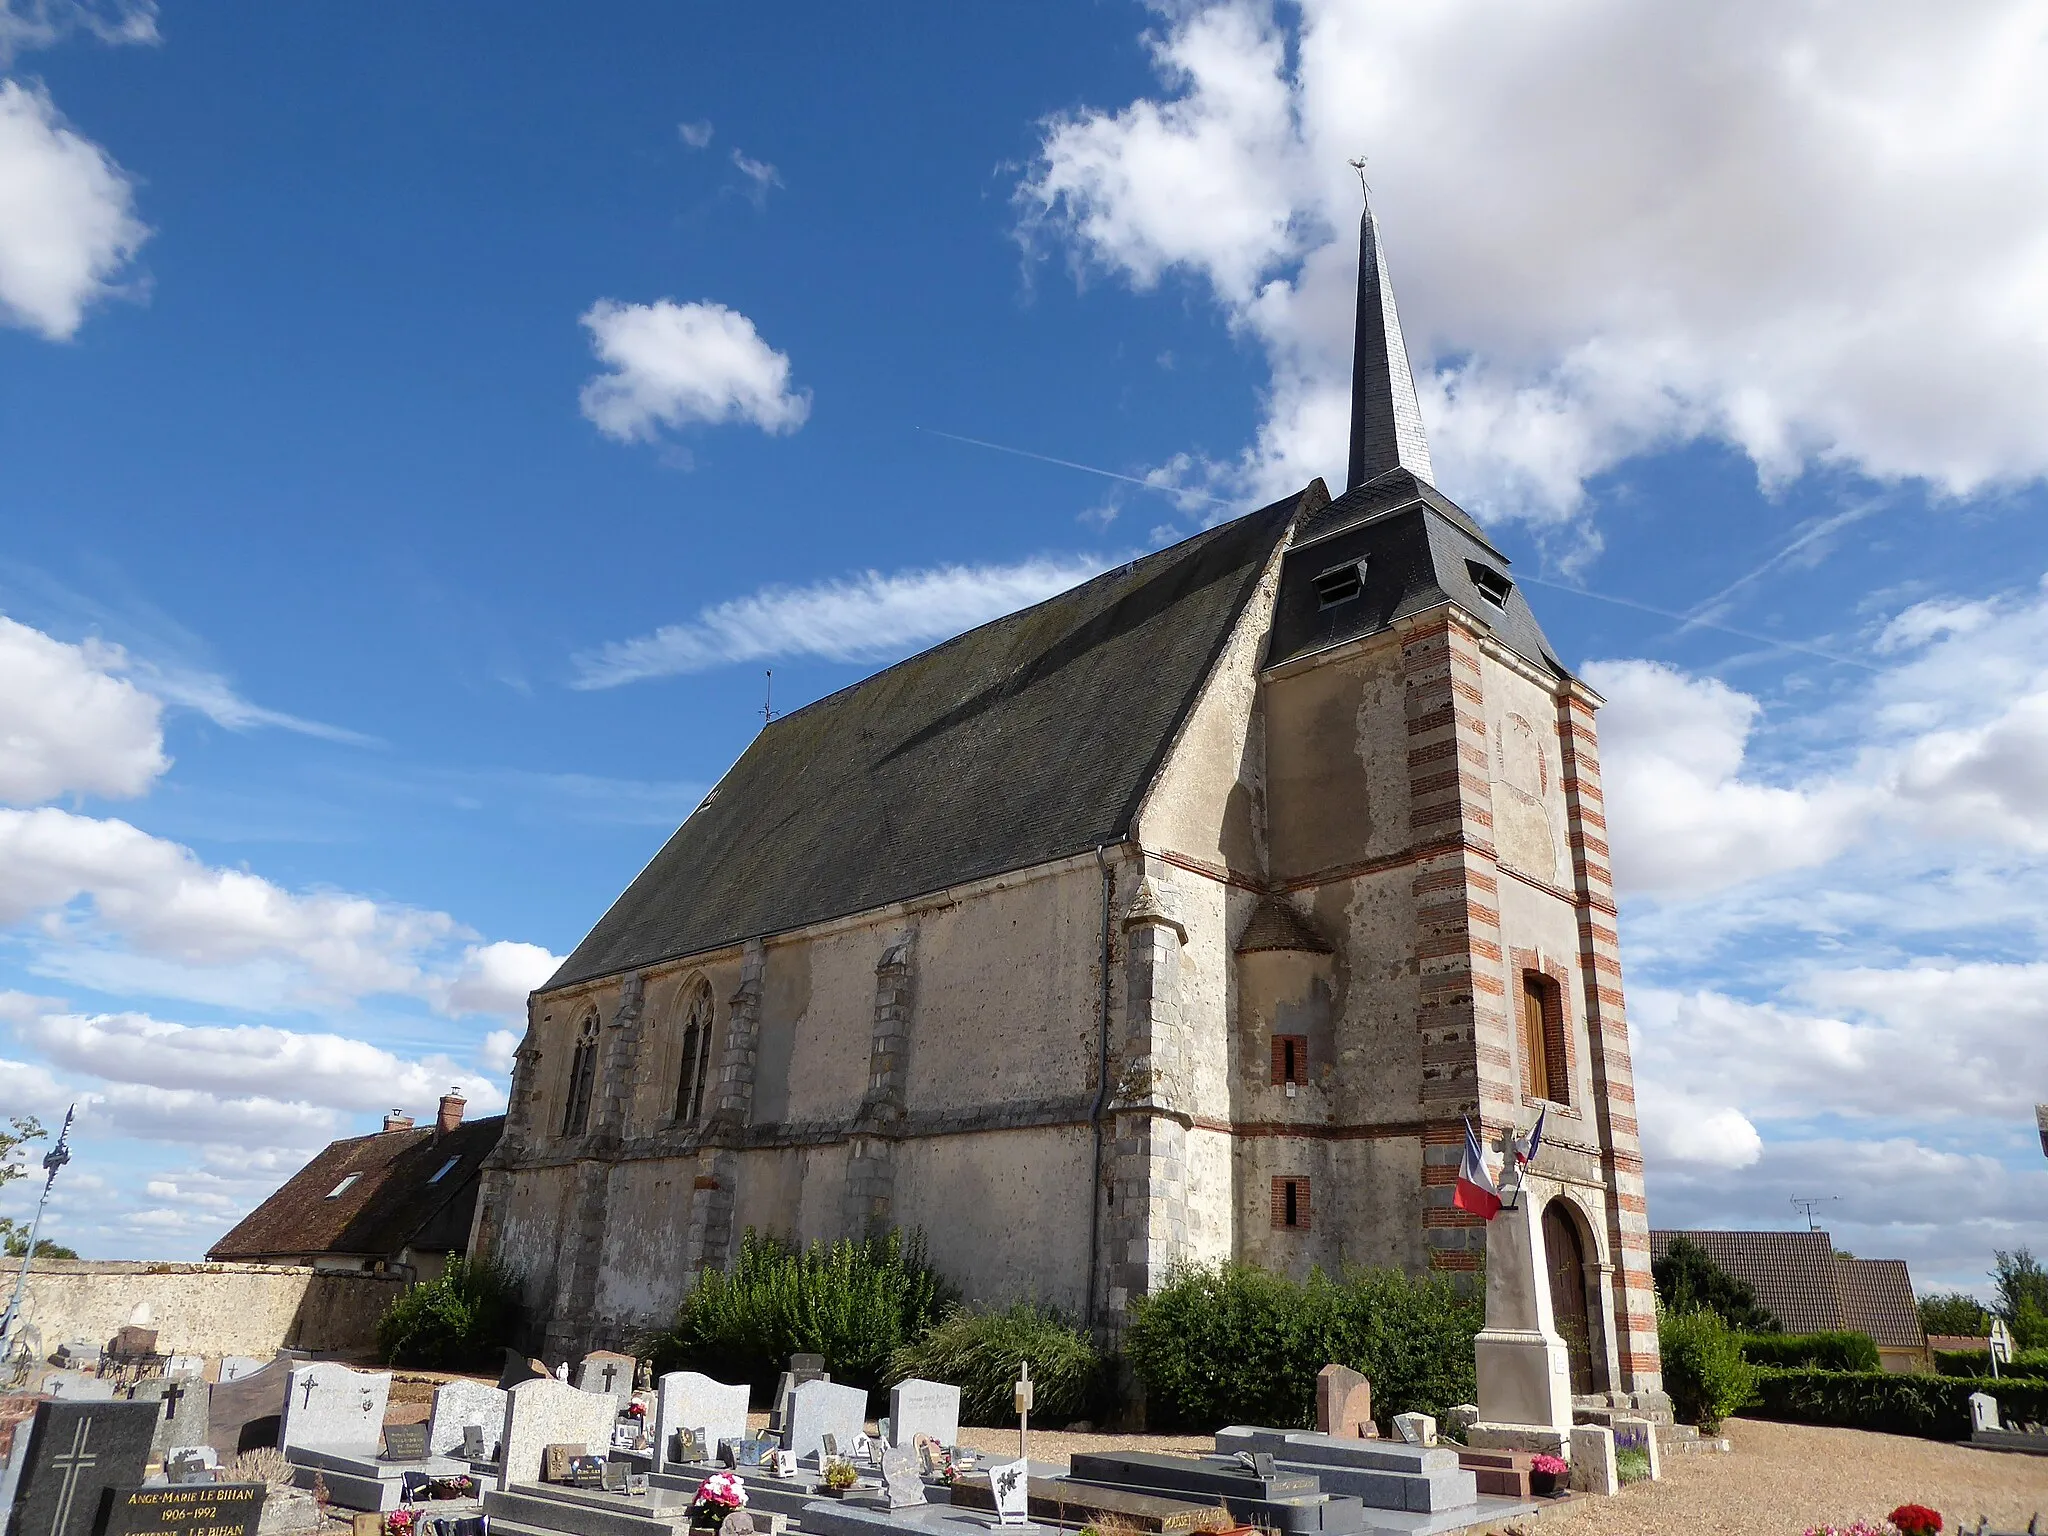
[376,1257,524,1370]
[1125,1262,1481,1432]
[887,1304,1102,1428]
[1737,1331,1880,1372]
[1745,1368,2048,1440]
[1934,1346,2048,1378]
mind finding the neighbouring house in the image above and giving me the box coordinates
[475,194,1663,1406]
[1650,1228,1932,1372]
[210,1090,502,1282]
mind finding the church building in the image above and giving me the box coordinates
[473,201,1662,1402]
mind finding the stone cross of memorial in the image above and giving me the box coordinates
[9,1400,157,1536]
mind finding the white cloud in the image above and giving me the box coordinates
[0,616,166,803]
[573,554,1113,688]
[0,79,146,340]
[13,1008,505,1117]
[440,940,554,1017]
[1020,0,2048,519]
[1634,1081,1762,1172]
[1585,658,1870,895]
[578,298,809,443]
[129,661,377,746]
[730,149,780,202]
[480,1028,520,1076]
[677,119,713,150]
[0,2,158,61]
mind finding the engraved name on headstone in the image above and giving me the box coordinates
[380,1423,429,1463]
[280,1364,391,1459]
[652,1373,747,1473]
[106,1483,266,1536]
[880,1445,925,1510]
[886,1380,958,1450]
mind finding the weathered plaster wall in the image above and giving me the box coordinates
[891,1127,1095,1311]
[8,1261,402,1357]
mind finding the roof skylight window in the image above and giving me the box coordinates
[428,1156,461,1184]
[1312,560,1365,609]
[1466,561,1513,609]
[325,1173,362,1199]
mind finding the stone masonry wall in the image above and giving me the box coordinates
[8,1261,403,1358]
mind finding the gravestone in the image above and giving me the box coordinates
[653,1372,748,1471]
[573,1352,635,1407]
[280,1363,390,1458]
[50,1344,97,1373]
[215,1360,268,1385]
[1392,1413,1435,1447]
[379,1423,429,1463]
[497,1378,618,1491]
[724,1438,774,1469]
[768,1355,830,1434]
[459,1427,486,1462]
[988,1458,1029,1526]
[1568,1425,1616,1496]
[495,1351,548,1392]
[164,1447,218,1486]
[1314,1367,1374,1439]
[206,1359,291,1459]
[886,1380,958,1450]
[164,1359,204,1383]
[6,1399,157,1536]
[426,1380,506,1460]
[784,1381,866,1462]
[821,1435,838,1460]
[1970,1391,2000,1435]
[879,1446,925,1511]
[105,1483,265,1536]
[37,1376,113,1404]
[541,1444,581,1484]
[675,1429,708,1467]
[133,1376,210,1462]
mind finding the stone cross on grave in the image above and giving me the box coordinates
[601,1363,619,1395]
[161,1380,185,1423]
[45,1416,99,1536]
[298,1377,319,1412]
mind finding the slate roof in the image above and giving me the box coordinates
[547,488,1315,992]
[1650,1230,1929,1351]
[208,1116,503,1263]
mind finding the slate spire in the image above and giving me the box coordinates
[1346,193,1435,491]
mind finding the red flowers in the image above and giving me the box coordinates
[1890,1506,1942,1536]
[1530,1453,1568,1477]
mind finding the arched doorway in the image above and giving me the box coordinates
[1543,1199,1605,1397]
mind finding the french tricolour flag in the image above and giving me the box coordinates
[1453,1116,1502,1220]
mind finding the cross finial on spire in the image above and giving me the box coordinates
[1345,172,1435,492]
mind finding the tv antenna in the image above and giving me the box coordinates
[762,669,774,728]
[1790,1195,1839,1231]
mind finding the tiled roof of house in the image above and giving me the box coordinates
[208,1115,503,1263]
[546,488,1314,991]
[1650,1228,1847,1335]
[1837,1256,1928,1350]
[1927,1333,1990,1353]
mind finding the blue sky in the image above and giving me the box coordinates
[2,0,2045,1296]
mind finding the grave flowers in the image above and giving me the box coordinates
[1890,1506,1943,1536]
[821,1458,859,1495]
[1528,1453,1567,1496]
[690,1471,748,1530]
[383,1509,418,1536]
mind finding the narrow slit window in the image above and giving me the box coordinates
[1271,1175,1311,1231]
[1466,561,1514,609]
[674,980,717,1125]
[326,1173,361,1199]
[1519,971,1571,1104]
[562,1011,600,1137]
[1270,1034,1308,1086]
[1312,561,1365,608]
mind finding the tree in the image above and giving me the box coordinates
[1653,1236,1780,1332]
[1992,1248,2048,1348]
[1917,1290,1988,1337]
[0,1118,46,1196]
[0,1222,77,1260]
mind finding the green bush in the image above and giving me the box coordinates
[1736,1330,1880,1372]
[1615,1447,1652,1484]
[1916,1290,1988,1337]
[888,1304,1101,1427]
[377,1257,523,1370]
[640,1229,953,1396]
[1124,1262,1482,1432]
[1934,1346,2048,1377]
[1747,1368,2048,1441]
[1657,1308,1757,1431]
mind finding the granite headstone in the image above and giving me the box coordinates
[133,1377,210,1463]
[379,1424,428,1463]
[205,1359,291,1459]
[7,1399,157,1536]
[988,1458,1029,1527]
[279,1363,390,1458]
[886,1380,958,1450]
[497,1379,618,1491]
[1314,1366,1375,1439]
[105,1483,265,1536]
[573,1353,635,1407]
[426,1381,506,1460]
[652,1373,748,1472]
[495,1352,547,1392]
[879,1446,925,1510]
[784,1381,866,1463]
[36,1377,113,1405]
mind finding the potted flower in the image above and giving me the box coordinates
[1890,1506,1942,1536]
[383,1511,418,1536]
[1528,1453,1568,1496]
[821,1459,860,1498]
[689,1472,747,1531]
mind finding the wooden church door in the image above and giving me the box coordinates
[1543,1201,1600,1396]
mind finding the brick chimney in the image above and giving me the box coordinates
[382,1109,415,1132]
[437,1087,466,1136]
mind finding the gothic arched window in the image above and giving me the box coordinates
[673,980,716,1125]
[561,1010,600,1136]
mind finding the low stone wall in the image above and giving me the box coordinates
[6,1260,405,1358]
